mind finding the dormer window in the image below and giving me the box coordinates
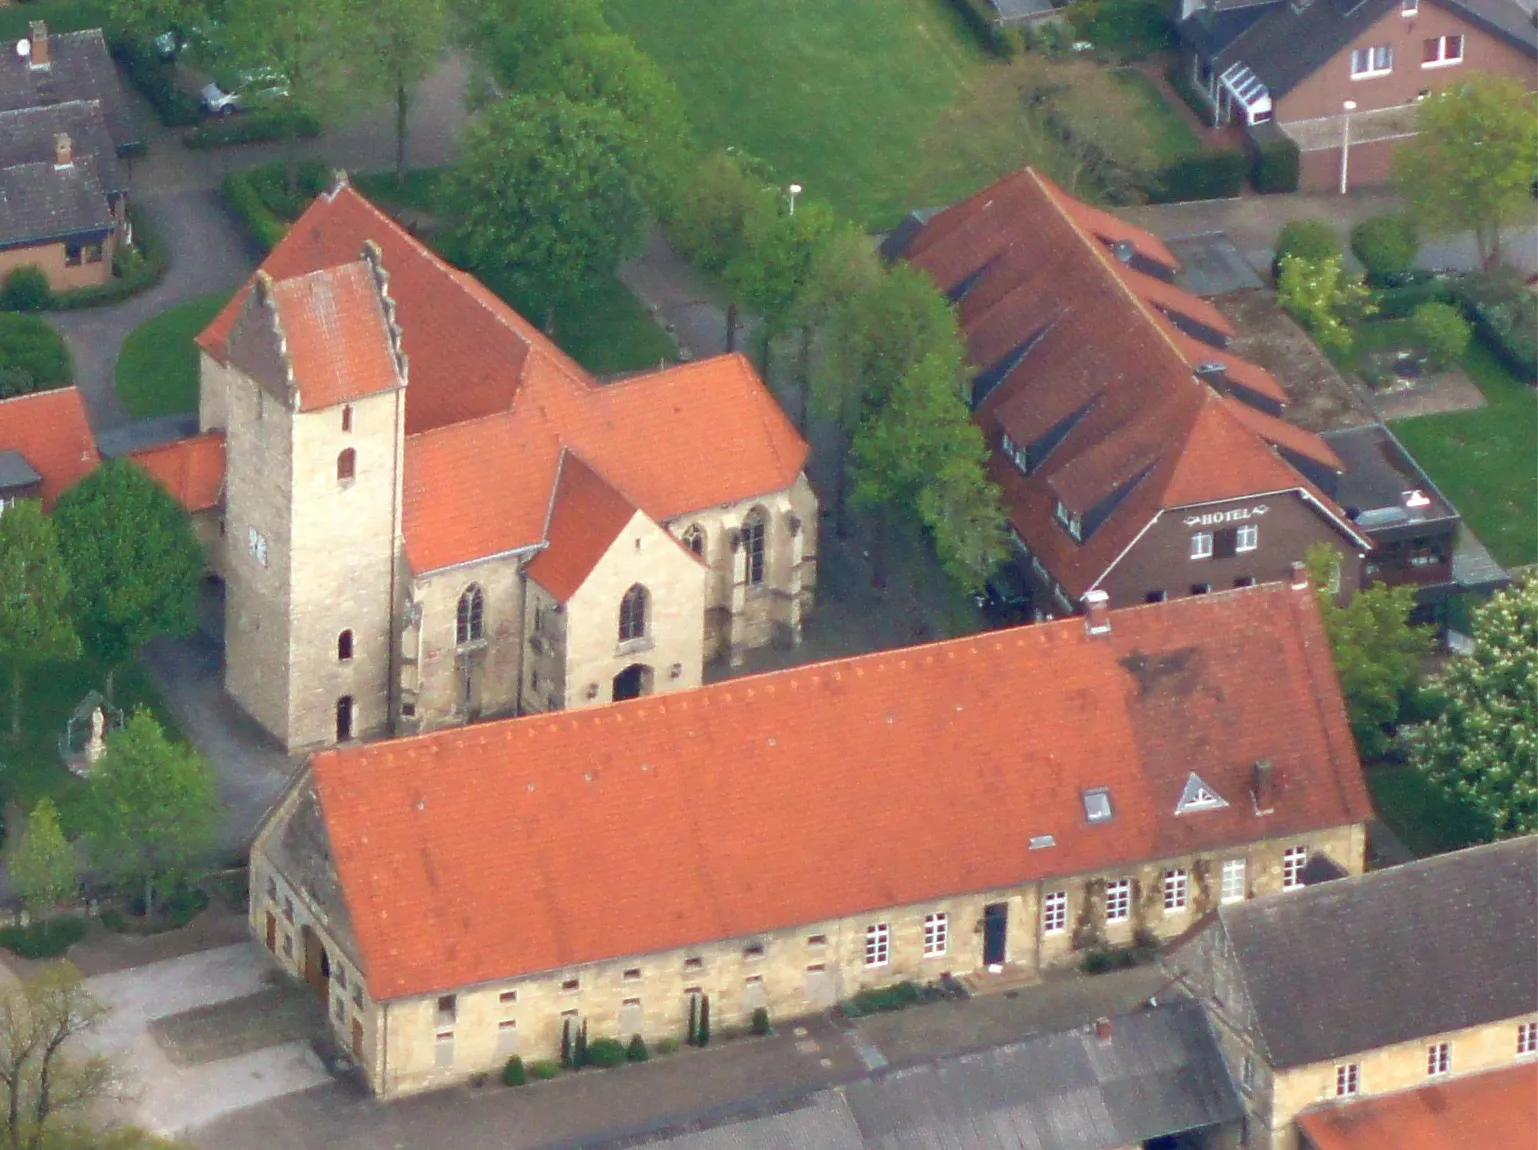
[1056,501,1083,542]
[1083,787,1113,824]
[1175,772,1229,815]
[1001,433,1029,475]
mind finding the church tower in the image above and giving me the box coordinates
[212,244,407,751]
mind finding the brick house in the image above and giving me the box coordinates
[887,169,1372,618]
[180,180,814,751]
[249,580,1372,1097]
[0,387,99,511]
[1164,838,1538,1150]
[1176,0,1537,192]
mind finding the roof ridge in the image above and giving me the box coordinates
[0,384,79,408]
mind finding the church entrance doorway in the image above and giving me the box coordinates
[612,663,653,702]
[301,925,331,1011]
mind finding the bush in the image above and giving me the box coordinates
[0,266,53,312]
[1351,216,1419,285]
[0,313,71,393]
[186,106,322,150]
[586,1037,627,1068]
[1251,136,1300,194]
[100,886,209,935]
[501,1056,526,1086]
[626,1034,650,1062]
[655,1037,680,1055]
[1080,941,1156,974]
[528,1059,562,1080]
[1451,271,1538,382]
[1411,301,1473,369]
[1274,219,1341,279]
[938,0,1022,58]
[0,916,87,959]
[111,39,201,127]
[1148,149,1246,204]
[1163,60,1215,126]
[1375,278,1452,319]
[1068,0,1173,59]
[750,1007,771,1036]
[842,982,922,1018]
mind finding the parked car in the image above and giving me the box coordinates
[200,68,289,116]
[972,563,1033,627]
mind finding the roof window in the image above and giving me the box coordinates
[1082,788,1113,824]
[1175,772,1229,815]
[1029,834,1057,850]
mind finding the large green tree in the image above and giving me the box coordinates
[724,198,838,376]
[1402,582,1537,839]
[1395,75,1538,269]
[357,0,451,186]
[84,712,222,922]
[0,502,79,738]
[445,95,650,330]
[52,461,202,699]
[9,801,77,920]
[789,224,883,434]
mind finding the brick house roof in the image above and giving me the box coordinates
[127,432,225,513]
[306,581,1370,1001]
[524,451,643,603]
[0,386,99,507]
[1297,1065,1538,1150]
[900,168,1363,600]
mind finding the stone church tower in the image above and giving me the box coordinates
[212,246,407,749]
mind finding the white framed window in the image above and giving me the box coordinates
[1191,532,1213,559]
[1236,524,1258,552]
[1283,846,1308,890]
[1221,858,1247,903]
[1336,1063,1360,1096]
[923,913,949,957]
[1056,501,1083,542]
[1350,45,1394,77]
[1163,868,1189,912]
[1427,1041,1451,1076]
[1043,890,1069,935]
[1002,433,1029,474]
[1518,1022,1537,1055]
[1105,878,1131,923]
[1422,34,1463,66]
[865,922,890,967]
[1083,787,1113,824]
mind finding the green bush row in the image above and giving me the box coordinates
[1148,149,1246,203]
[1374,279,1451,318]
[1251,136,1299,195]
[841,981,922,1018]
[49,205,171,310]
[1080,940,1157,974]
[221,162,332,253]
[1452,272,1538,382]
[111,39,201,127]
[0,916,87,959]
[937,0,1023,58]
[186,107,322,150]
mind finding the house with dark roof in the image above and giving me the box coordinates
[888,168,1373,618]
[249,579,1372,1096]
[183,180,815,751]
[0,23,138,290]
[1176,0,1537,192]
[1165,837,1538,1150]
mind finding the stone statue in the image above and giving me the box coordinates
[85,706,106,765]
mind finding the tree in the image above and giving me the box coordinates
[51,461,202,700]
[9,802,77,921]
[444,95,650,330]
[102,0,210,42]
[0,964,112,1150]
[472,0,608,94]
[0,502,79,738]
[1395,75,1538,270]
[789,224,882,434]
[357,0,451,186]
[1276,254,1374,357]
[1402,582,1537,839]
[83,711,222,922]
[1305,544,1432,759]
[724,198,838,376]
[1411,301,1472,369]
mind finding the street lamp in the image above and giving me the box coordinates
[1339,100,1358,196]
[787,183,803,216]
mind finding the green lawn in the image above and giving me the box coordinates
[0,0,111,40]
[1390,340,1538,569]
[1366,764,1492,858]
[551,279,676,377]
[1111,70,1202,163]
[605,0,987,228]
[115,294,230,420]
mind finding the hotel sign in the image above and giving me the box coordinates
[1183,504,1269,528]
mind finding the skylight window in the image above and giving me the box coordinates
[1083,788,1113,824]
[1175,772,1230,815]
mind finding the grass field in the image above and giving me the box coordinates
[1366,764,1491,858]
[1112,70,1202,163]
[605,0,986,228]
[115,294,230,419]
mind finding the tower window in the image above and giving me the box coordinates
[341,405,353,432]
[682,524,705,556]
[337,448,356,482]
[456,586,485,646]
[742,509,767,586]
[335,696,353,742]
[337,630,354,661]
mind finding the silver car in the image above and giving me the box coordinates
[200,69,289,116]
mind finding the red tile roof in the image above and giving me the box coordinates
[1297,1066,1538,1150]
[0,386,99,507]
[524,452,641,603]
[127,432,225,513]
[309,581,1370,1001]
[902,168,1362,600]
[267,262,401,412]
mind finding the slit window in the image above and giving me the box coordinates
[337,448,356,482]
[337,630,353,661]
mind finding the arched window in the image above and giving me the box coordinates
[682,524,705,556]
[456,585,485,646]
[337,630,354,661]
[341,405,353,432]
[619,584,649,642]
[742,508,768,586]
[337,448,356,482]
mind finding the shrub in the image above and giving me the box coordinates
[529,1059,562,1080]
[1451,271,1538,382]
[1163,60,1215,126]
[1274,220,1341,275]
[1277,253,1375,357]
[1375,278,1452,319]
[1251,136,1300,194]
[842,982,923,1018]
[1080,942,1155,974]
[501,1056,526,1086]
[626,1034,650,1062]
[1068,0,1173,59]
[111,39,201,127]
[750,1007,771,1036]
[938,0,1022,59]
[655,1037,680,1056]
[0,266,53,312]
[51,206,171,310]
[0,916,87,959]
[100,886,210,934]
[1351,216,1419,285]
[587,1037,627,1068]
[186,106,322,149]
[0,313,70,392]
[1411,301,1473,369]
[1148,150,1246,204]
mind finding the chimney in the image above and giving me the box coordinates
[53,133,72,170]
[1252,759,1276,816]
[1094,1017,1113,1041]
[1083,589,1111,636]
[28,22,48,69]
[1290,561,1309,590]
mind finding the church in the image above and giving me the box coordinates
[163,180,816,751]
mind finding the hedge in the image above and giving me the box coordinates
[49,205,171,310]
[0,267,52,312]
[186,106,322,150]
[1452,272,1538,382]
[1251,136,1299,195]
[100,887,210,934]
[1147,149,1245,203]
[1163,60,1214,126]
[842,981,922,1018]
[938,0,1022,58]
[1374,278,1451,319]
[221,161,331,253]
[111,39,201,127]
[0,916,87,959]
[0,313,72,394]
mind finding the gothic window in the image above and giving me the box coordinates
[682,524,705,556]
[742,509,767,586]
[619,585,649,642]
[337,448,356,482]
[456,586,485,646]
[337,630,353,661]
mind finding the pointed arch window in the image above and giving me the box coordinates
[619,584,649,642]
[741,509,768,586]
[682,524,705,557]
[456,585,485,646]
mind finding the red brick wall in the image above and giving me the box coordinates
[1298,136,1400,192]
